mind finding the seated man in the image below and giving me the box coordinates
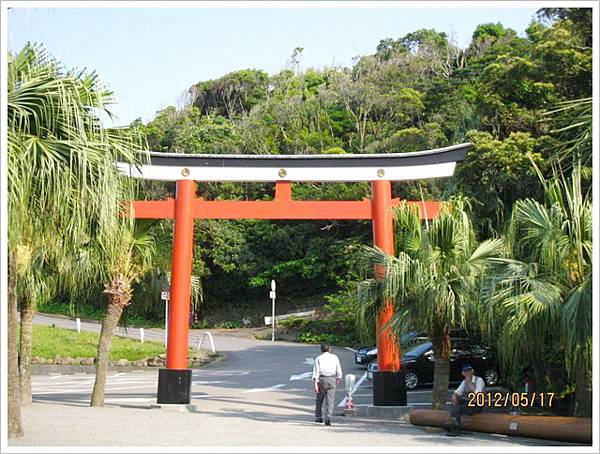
[446,363,485,436]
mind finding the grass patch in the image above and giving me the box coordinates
[32,324,167,361]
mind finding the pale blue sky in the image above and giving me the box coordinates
[8,6,540,126]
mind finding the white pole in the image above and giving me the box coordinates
[139,327,145,343]
[75,318,81,334]
[271,296,275,341]
[271,280,276,342]
[164,297,169,348]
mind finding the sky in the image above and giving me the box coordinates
[7,4,541,127]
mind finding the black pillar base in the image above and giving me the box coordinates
[157,368,192,404]
[373,370,407,406]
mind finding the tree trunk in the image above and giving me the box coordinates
[19,304,35,405]
[8,254,24,438]
[90,303,124,407]
[431,333,451,410]
[573,354,592,417]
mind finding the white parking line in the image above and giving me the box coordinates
[104,397,155,403]
[242,384,285,393]
[192,371,249,376]
[289,372,312,381]
[34,384,157,395]
[47,374,67,379]
[33,379,90,385]
[344,347,357,353]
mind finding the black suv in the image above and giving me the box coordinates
[354,329,466,366]
[367,338,500,390]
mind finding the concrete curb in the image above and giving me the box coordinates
[31,353,226,376]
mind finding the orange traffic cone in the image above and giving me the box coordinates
[343,394,356,416]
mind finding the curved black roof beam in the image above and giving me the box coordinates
[117,143,470,182]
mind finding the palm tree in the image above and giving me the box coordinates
[484,163,591,416]
[540,97,592,169]
[357,200,503,408]
[7,43,144,437]
[91,218,156,406]
[17,248,57,405]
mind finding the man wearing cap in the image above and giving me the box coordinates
[446,363,486,436]
[312,344,343,426]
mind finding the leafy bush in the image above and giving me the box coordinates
[278,316,310,329]
[218,320,243,329]
[293,316,361,346]
[297,331,356,346]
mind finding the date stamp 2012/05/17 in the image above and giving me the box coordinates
[467,392,555,408]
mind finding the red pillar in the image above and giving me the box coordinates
[372,180,400,372]
[166,179,195,369]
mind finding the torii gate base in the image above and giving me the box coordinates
[131,180,441,407]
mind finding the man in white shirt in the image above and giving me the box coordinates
[312,344,343,426]
[447,363,486,436]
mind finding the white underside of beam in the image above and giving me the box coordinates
[116,162,457,182]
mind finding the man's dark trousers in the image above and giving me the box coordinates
[315,377,337,422]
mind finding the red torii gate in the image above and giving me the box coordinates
[120,144,469,406]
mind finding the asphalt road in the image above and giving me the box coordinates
[11,314,576,448]
[31,313,470,409]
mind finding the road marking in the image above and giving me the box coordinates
[193,371,249,376]
[289,372,313,381]
[303,357,314,365]
[32,378,91,384]
[242,384,285,393]
[34,383,158,395]
[104,397,155,403]
[344,347,357,353]
[337,371,367,407]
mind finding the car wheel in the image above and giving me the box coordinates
[483,368,499,386]
[405,371,419,390]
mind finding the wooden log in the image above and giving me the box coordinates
[409,409,591,444]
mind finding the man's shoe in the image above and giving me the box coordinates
[324,420,331,426]
[449,417,460,430]
[315,418,323,423]
[446,417,460,436]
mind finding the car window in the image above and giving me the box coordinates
[403,342,433,358]
[450,340,468,356]
[462,342,487,355]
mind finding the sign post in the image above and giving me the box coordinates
[161,286,170,348]
[270,280,276,342]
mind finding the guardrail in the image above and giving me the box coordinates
[264,310,315,326]
[197,331,216,354]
